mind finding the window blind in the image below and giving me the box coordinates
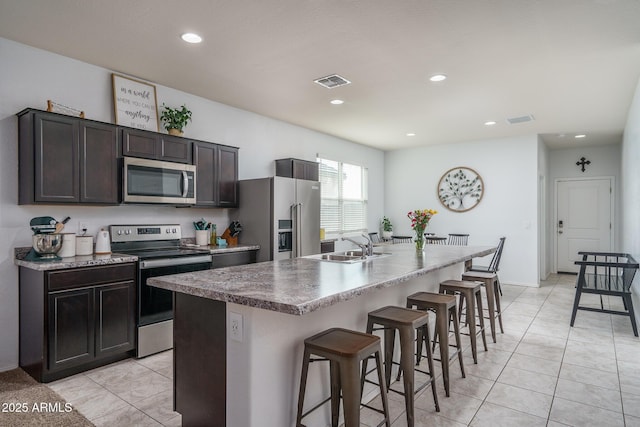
[317,157,368,234]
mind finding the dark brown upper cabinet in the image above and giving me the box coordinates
[275,158,319,181]
[121,128,192,164]
[18,109,239,207]
[193,142,238,207]
[18,109,119,205]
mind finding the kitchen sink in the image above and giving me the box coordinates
[320,254,364,262]
[305,251,391,263]
[340,250,384,257]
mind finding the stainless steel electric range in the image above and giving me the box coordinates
[110,224,212,358]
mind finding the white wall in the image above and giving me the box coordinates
[0,38,384,371]
[384,135,540,287]
[621,76,640,329]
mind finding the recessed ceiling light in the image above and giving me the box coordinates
[330,99,344,105]
[181,33,202,43]
[429,74,447,82]
[484,121,497,126]
[406,133,416,137]
[575,134,586,139]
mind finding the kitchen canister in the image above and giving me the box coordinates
[95,228,111,254]
[195,230,208,246]
[76,235,93,256]
[58,233,76,258]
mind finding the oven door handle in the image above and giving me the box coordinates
[181,171,189,198]
[140,255,212,270]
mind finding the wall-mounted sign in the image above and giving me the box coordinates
[437,166,484,212]
[112,73,159,131]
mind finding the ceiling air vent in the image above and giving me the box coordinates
[506,114,535,125]
[314,74,351,89]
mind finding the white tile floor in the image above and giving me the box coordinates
[48,274,640,426]
[48,349,179,426]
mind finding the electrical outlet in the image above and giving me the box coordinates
[78,222,88,235]
[229,312,243,342]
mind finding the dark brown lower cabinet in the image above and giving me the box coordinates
[96,282,136,357]
[20,263,136,383]
[48,287,94,372]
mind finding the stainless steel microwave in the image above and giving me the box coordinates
[123,157,196,205]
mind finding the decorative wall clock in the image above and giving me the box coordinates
[437,166,484,212]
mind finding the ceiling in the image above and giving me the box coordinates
[1,0,639,151]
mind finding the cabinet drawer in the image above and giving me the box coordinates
[211,251,256,269]
[48,263,136,291]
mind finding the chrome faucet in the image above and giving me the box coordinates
[342,236,368,257]
[361,233,374,256]
[341,234,374,257]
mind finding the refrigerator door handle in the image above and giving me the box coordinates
[291,203,298,258]
[296,202,303,257]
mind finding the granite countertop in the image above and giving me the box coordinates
[14,248,138,271]
[15,244,259,271]
[149,244,495,316]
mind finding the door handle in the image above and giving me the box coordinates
[181,171,189,197]
[291,204,298,258]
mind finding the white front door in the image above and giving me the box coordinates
[556,178,613,273]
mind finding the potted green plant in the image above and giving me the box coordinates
[160,103,192,136]
[381,216,393,240]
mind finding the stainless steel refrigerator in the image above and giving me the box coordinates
[236,177,321,262]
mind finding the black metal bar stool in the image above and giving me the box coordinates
[361,306,439,427]
[406,292,465,397]
[461,271,503,342]
[439,280,488,364]
[296,328,391,427]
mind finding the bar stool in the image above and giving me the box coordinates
[461,271,503,343]
[439,280,488,364]
[406,292,465,397]
[296,328,390,427]
[361,306,439,427]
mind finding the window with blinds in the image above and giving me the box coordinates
[317,157,368,235]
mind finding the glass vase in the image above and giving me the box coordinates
[415,235,425,252]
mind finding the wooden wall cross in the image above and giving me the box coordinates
[576,156,591,172]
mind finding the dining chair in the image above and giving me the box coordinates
[468,237,506,294]
[424,236,447,245]
[392,236,413,244]
[447,234,469,246]
[368,232,382,243]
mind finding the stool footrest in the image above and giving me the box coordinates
[364,374,435,400]
[299,395,333,421]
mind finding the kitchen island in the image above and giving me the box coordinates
[149,243,495,427]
